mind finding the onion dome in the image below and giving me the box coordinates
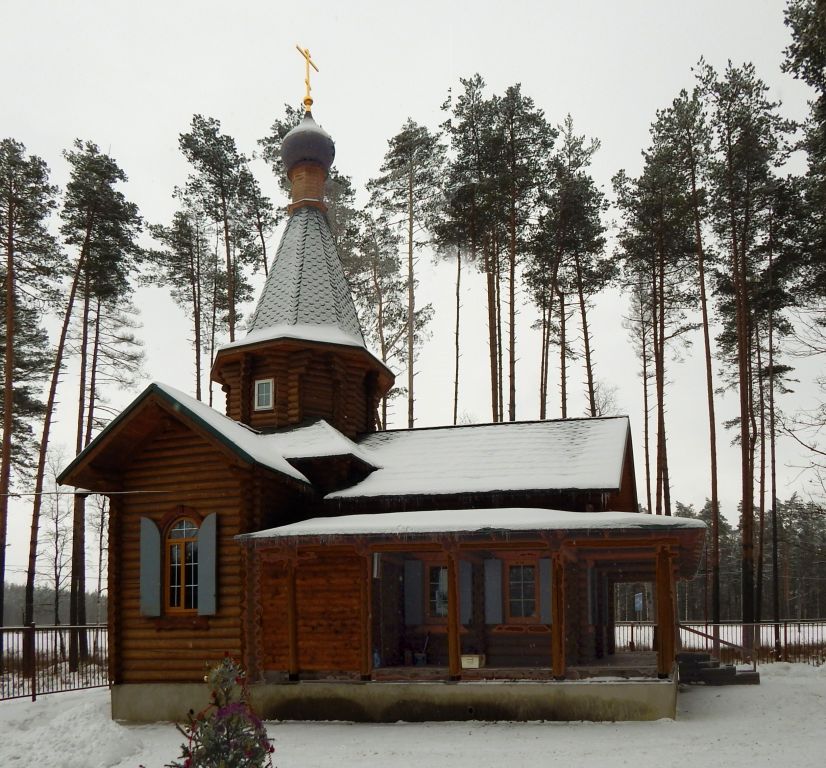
[281,112,335,176]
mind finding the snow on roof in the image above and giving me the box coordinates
[147,383,309,483]
[240,508,706,541]
[266,419,376,466]
[216,322,367,354]
[327,417,631,499]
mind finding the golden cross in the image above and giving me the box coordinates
[295,45,319,112]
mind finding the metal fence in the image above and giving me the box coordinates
[615,620,826,666]
[2,621,823,702]
[0,624,108,701]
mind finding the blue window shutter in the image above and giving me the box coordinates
[540,557,552,623]
[139,518,161,617]
[484,558,502,624]
[459,560,473,625]
[198,513,217,616]
[404,560,423,625]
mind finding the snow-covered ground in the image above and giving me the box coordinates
[1,664,824,768]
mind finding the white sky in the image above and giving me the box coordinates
[1,0,822,583]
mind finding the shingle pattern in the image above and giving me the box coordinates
[246,206,365,345]
[327,417,631,498]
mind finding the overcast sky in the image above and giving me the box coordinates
[1,1,821,584]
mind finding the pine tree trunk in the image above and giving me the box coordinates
[574,251,596,416]
[484,241,499,422]
[1,193,16,630]
[407,159,415,429]
[755,326,767,623]
[495,238,504,422]
[70,274,91,671]
[256,209,268,276]
[220,191,235,342]
[370,244,388,431]
[539,291,549,420]
[690,160,722,624]
[726,127,755,622]
[84,298,101,446]
[557,288,567,419]
[508,198,517,422]
[768,247,781,652]
[650,256,663,516]
[208,233,219,408]
[453,246,461,425]
[24,214,94,629]
[190,223,202,401]
[641,314,653,514]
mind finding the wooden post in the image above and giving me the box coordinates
[360,553,372,679]
[447,552,462,680]
[551,554,566,679]
[286,556,299,680]
[656,546,675,678]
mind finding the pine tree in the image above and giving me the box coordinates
[0,138,60,630]
[23,141,141,646]
[345,211,414,428]
[150,202,213,400]
[368,119,444,427]
[179,115,248,342]
[441,75,501,421]
[700,60,795,622]
[490,86,555,421]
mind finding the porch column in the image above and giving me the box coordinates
[359,553,372,679]
[447,551,462,680]
[551,553,566,679]
[656,546,676,678]
[286,556,299,680]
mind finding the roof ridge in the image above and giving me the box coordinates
[359,414,630,438]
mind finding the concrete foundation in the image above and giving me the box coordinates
[111,677,677,723]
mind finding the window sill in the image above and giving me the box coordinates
[490,624,551,634]
[153,615,211,631]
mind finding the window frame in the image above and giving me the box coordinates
[424,560,449,625]
[504,556,542,625]
[164,517,200,613]
[253,377,275,411]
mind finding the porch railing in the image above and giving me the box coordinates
[615,620,826,667]
[0,624,108,701]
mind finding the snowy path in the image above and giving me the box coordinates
[0,663,823,768]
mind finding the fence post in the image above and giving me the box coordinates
[26,623,37,702]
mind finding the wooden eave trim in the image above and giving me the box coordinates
[58,385,311,493]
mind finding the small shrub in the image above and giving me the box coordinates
[167,655,274,768]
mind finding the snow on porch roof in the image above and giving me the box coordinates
[239,508,707,541]
[328,416,632,499]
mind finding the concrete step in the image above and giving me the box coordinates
[676,651,712,664]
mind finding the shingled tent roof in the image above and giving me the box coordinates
[238,206,365,349]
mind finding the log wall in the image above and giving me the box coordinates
[214,344,382,438]
[113,421,249,684]
[258,550,363,674]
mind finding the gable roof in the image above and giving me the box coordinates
[327,417,632,499]
[58,382,310,487]
[59,383,633,507]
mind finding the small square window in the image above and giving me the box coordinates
[254,378,274,411]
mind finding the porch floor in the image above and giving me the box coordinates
[372,652,659,682]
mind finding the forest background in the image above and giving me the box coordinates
[1,0,825,628]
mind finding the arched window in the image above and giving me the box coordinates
[166,518,199,611]
[140,512,217,618]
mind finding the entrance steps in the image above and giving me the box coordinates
[676,651,760,685]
